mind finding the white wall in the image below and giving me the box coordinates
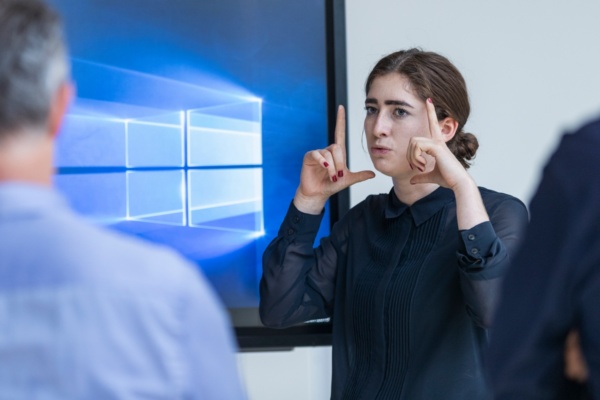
[238,1,600,399]
[347,0,600,206]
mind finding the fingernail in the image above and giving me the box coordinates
[427,98,433,104]
[418,167,424,172]
[332,175,338,182]
[323,162,329,167]
[338,170,343,178]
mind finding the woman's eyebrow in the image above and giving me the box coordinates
[384,100,414,108]
[364,98,414,108]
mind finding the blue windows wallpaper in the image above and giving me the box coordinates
[50,0,333,328]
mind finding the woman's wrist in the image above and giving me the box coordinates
[452,175,490,230]
[293,190,327,215]
[449,174,478,196]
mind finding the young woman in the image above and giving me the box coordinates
[260,48,528,399]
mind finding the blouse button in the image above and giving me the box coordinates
[293,215,301,224]
[468,234,476,241]
[287,228,295,236]
[471,248,479,255]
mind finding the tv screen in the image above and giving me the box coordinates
[50,0,347,349]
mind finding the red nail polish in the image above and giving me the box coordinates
[338,170,343,178]
[427,98,433,104]
[409,163,414,170]
[332,175,338,182]
[323,162,329,167]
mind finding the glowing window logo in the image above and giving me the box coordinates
[54,60,264,235]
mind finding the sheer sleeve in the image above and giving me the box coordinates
[456,195,529,328]
[259,201,350,328]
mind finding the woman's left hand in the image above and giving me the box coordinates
[407,98,471,191]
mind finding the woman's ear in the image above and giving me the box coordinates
[439,117,459,143]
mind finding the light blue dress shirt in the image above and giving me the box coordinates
[0,183,246,399]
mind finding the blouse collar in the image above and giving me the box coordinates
[385,186,454,226]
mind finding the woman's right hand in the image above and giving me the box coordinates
[294,105,375,214]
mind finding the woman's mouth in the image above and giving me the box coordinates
[371,146,391,156]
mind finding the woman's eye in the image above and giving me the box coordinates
[394,108,408,117]
[364,106,377,115]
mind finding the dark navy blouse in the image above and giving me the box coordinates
[261,186,528,399]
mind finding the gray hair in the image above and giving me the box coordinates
[0,0,70,138]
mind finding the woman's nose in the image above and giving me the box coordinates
[373,113,391,137]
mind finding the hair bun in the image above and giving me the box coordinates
[447,130,478,169]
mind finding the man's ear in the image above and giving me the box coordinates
[439,117,459,143]
[48,81,74,139]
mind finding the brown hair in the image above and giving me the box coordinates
[365,48,478,168]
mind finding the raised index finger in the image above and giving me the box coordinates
[426,98,443,141]
[334,105,347,154]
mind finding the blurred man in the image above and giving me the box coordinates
[0,0,246,398]
[488,116,600,399]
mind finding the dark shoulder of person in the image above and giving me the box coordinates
[554,116,600,169]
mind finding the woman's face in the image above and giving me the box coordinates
[364,73,430,178]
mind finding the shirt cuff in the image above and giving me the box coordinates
[278,200,325,242]
[459,221,497,261]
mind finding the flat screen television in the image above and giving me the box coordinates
[49,0,348,349]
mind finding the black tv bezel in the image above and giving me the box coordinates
[235,0,348,351]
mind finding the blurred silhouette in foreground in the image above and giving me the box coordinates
[488,116,600,400]
[0,0,246,398]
